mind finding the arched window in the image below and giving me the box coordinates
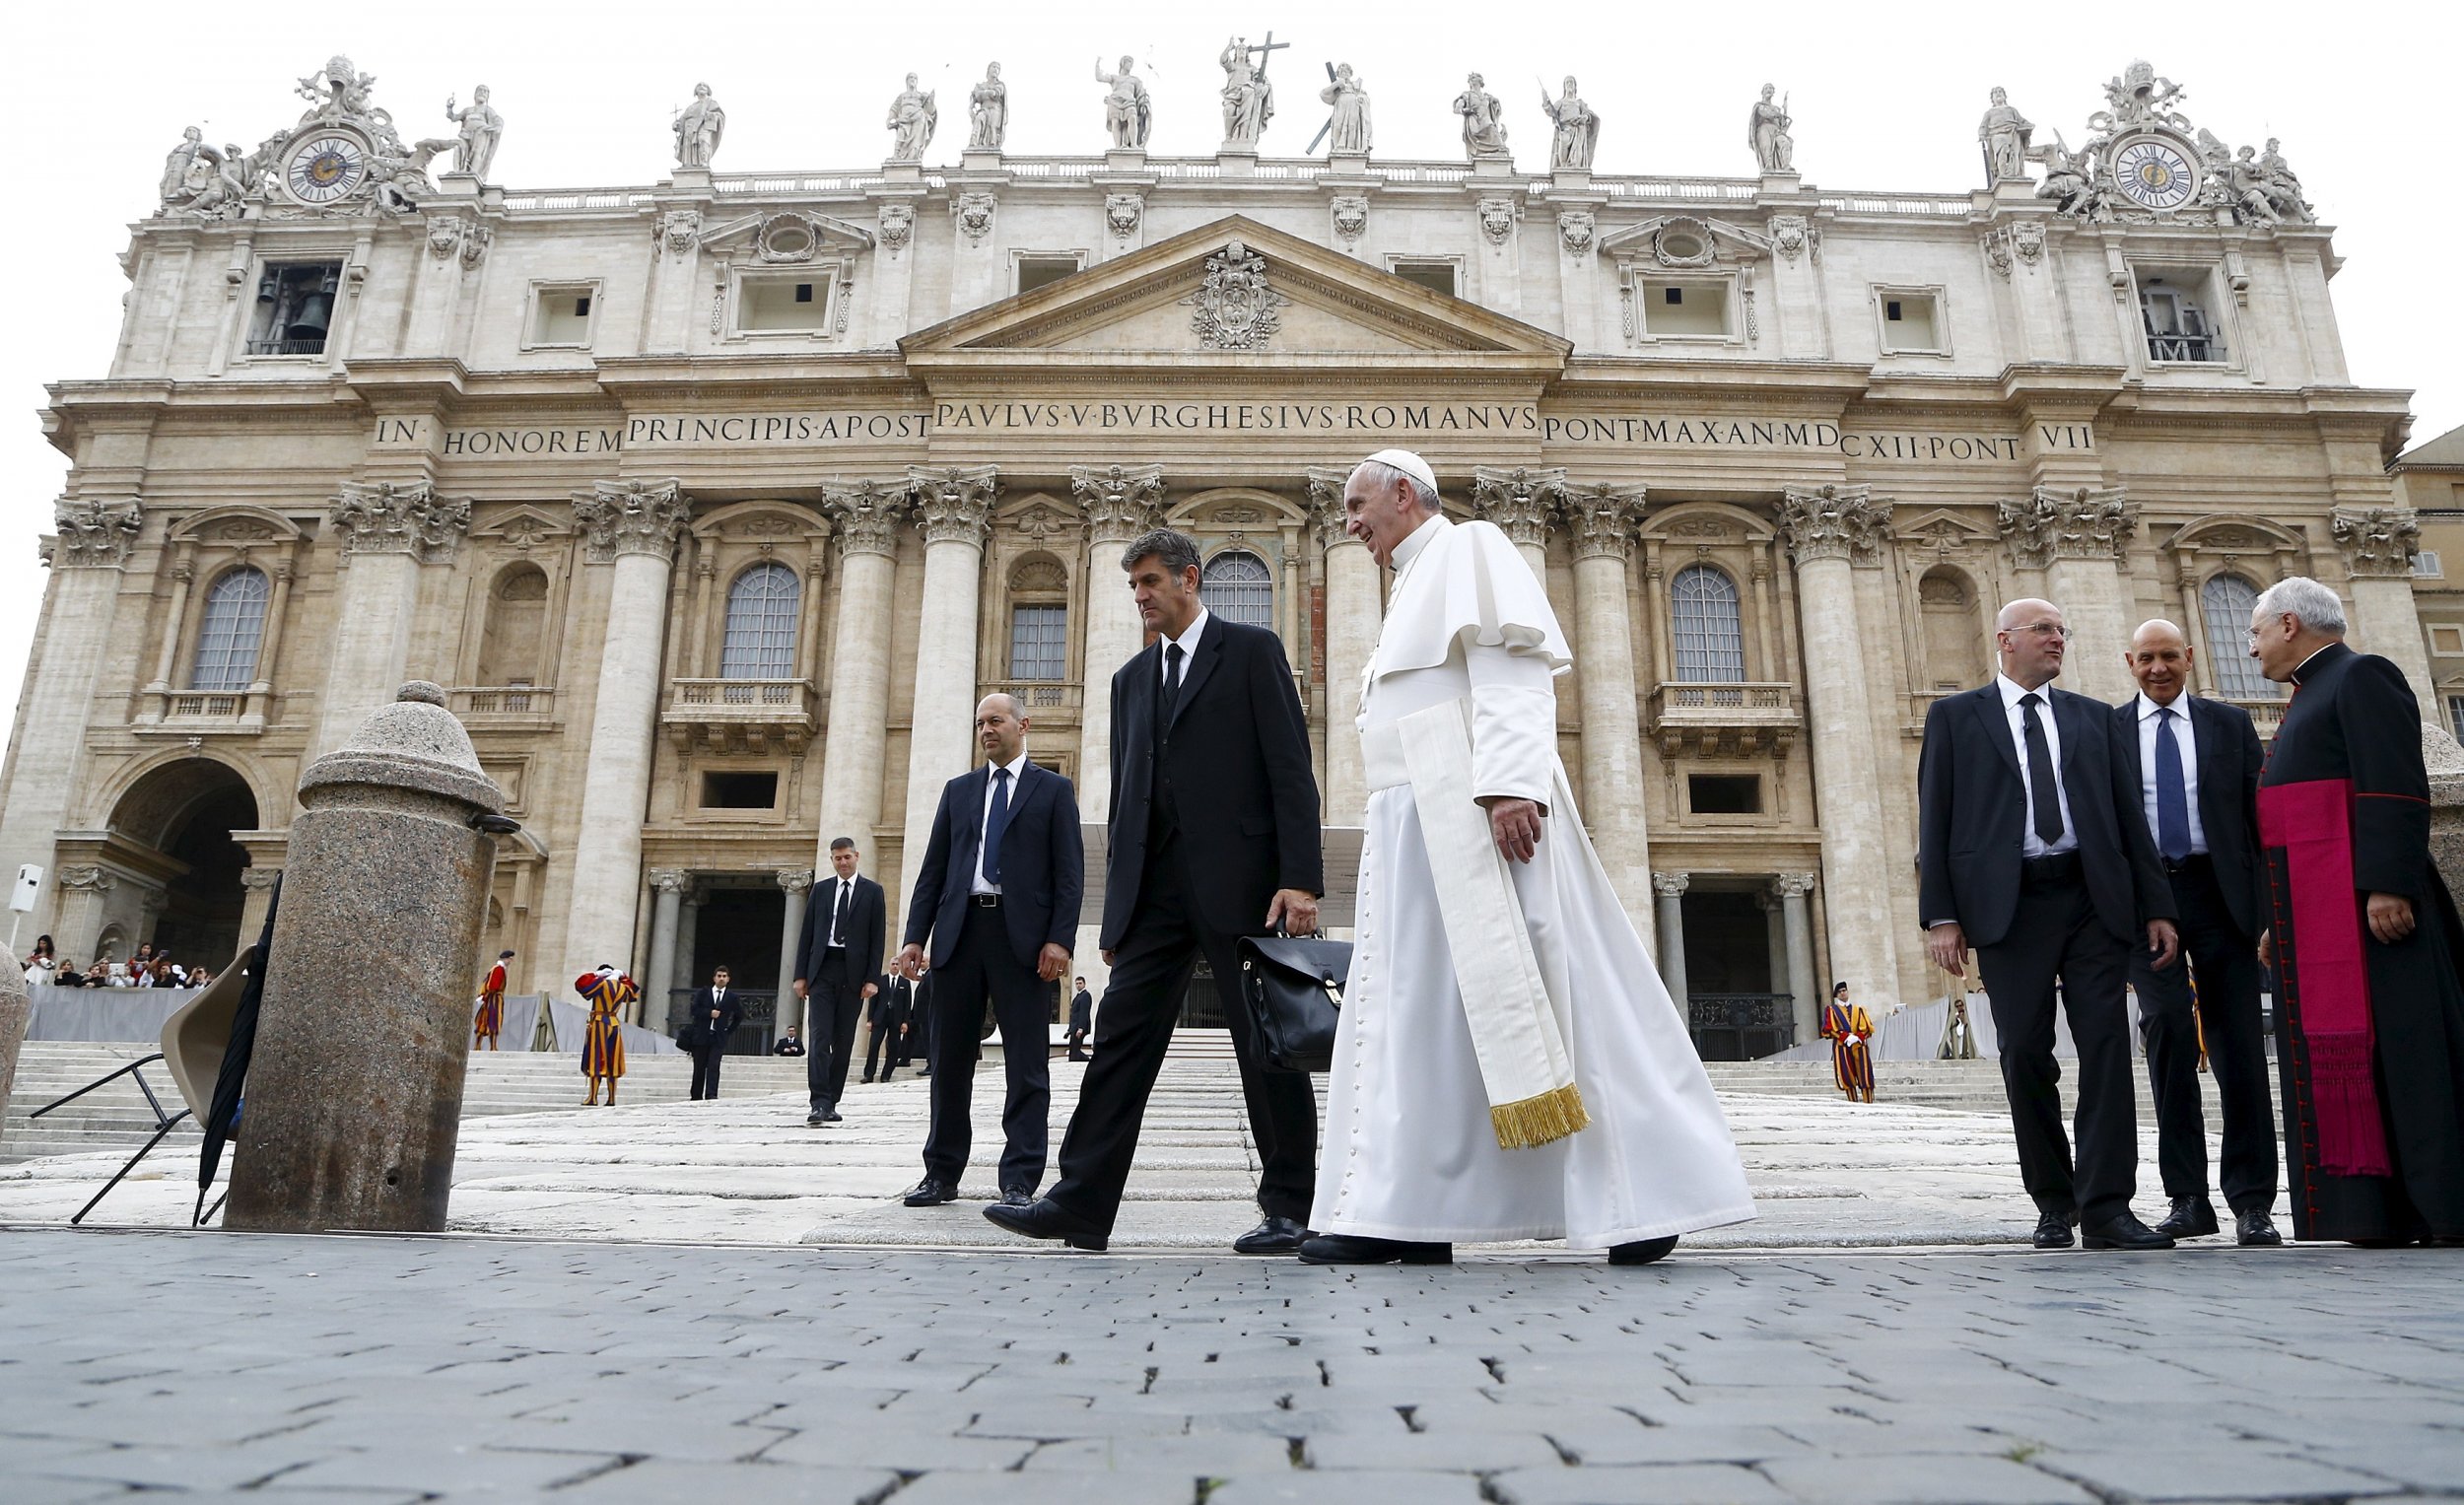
[1200,550,1273,630]
[719,563,800,678]
[189,567,269,692]
[477,565,549,686]
[1671,565,1745,682]
[2201,573,2276,699]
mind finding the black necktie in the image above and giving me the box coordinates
[2019,693,2065,846]
[984,767,1012,884]
[1158,642,1186,728]
[831,879,850,945]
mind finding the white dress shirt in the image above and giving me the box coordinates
[1159,606,1211,694]
[824,872,861,946]
[1996,674,2079,856]
[2133,692,2207,855]
[972,751,1031,896]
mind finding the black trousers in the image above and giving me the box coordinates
[1048,842,1318,1236]
[806,949,865,1114]
[2127,856,2279,1214]
[923,902,1053,1192]
[864,1004,909,1080]
[690,1041,726,1100]
[1973,864,2141,1225]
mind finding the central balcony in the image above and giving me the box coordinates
[1647,682,1801,759]
[663,678,818,753]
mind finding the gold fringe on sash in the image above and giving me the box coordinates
[1488,1081,1592,1149]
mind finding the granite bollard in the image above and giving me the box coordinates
[226,682,509,1233]
[0,945,27,1136]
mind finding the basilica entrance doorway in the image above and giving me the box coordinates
[99,758,258,969]
[686,882,784,1051]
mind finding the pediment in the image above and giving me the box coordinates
[1598,213,1771,264]
[469,505,575,550]
[903,216,1570,369]
[699,210,875,261]
[1894,508,1999,546]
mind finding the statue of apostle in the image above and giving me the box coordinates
[1095,55,1151,149]
[1977,87,2031,182]
[1748,84,1793,172]
[1454,74,1510,161]
[444,86,504,179]
[968,63,1007,151]
[886,73,938,162]
[673,83,724,169]
[1321,63,1372,156]
[1540,76,1599,171]
[161,126,205,205]
[1219,37,1274,148]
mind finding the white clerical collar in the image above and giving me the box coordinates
[2291,643,2341,684]
[1390,512,1448,575]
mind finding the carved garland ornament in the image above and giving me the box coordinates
[658,208,703,256]
[1105,193,1143,240]
[1778,484,1891,567]
[330,480,471,562]
[1182,239,1285,351]
[1477,196,1518,246]
[877,202,915,251]
[1069,463,1165,541]
[954,192,996,245]
[49,497,145,568]
[1557,210,1595,259]
[572,479,691,563]
[2331,506,2422,579]
[1330,196,1369,250]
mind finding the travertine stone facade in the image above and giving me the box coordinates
[4,54,2422,1048]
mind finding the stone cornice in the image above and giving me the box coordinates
[1996,485,2135,570]
[1565,481,1649,562]
[48,497,145,569]
[1778,484,1891,567]
[1472,466,1570,548]
[330,480,472,563]
[1069,463,1165,543]
[910,465,999,548]
[2331,506,2421,579]
[572,479,691,564]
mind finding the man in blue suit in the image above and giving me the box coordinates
[893,692,1084,1208]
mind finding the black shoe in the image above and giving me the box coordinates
[1233,1215,1310,1256]
[2155,1196,2221,1240]
[1067,1053,1090,1062]
[1298,1234,1453,1265]
[824,1109,844,1123]
[804,1114,828,1128]
[998,1187,1033,1208]
[2032,1211,2076,1250]
[860,1075,874,1084]
[902,1178,957,1207]
[2235,1209,2285,1247]
[983,1197,1108,1252]
[2083,1212,2176,1251]
[1608,1236,1678,1266]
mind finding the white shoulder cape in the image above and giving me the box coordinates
[1371,516,1571,681]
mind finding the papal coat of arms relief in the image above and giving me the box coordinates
[1181,239,1286,351]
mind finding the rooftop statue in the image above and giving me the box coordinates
[1540,75,1598,171]
[1454,74,1509,162]
[161,126,205,205]
[886,73,937,162]
[674,83,725,169]
[2090,60,2191,135]
[1095,55,1152,149]
[1219,36,1276,149]
[2258,137,2313,223]
[1748,84,1793,172]
[1978,87,2032,182]
[2032,136,2096,218]
[969,64,1007,151]
[1321,63,1371,156]
[444,86,503,179]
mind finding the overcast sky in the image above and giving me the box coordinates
[1,0,2452,730]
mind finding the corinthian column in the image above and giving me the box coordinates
[1307,467,1382,826]
[897,467,998,932]
[1071,464,1164,822]
[1995,485,2139,705]
[0,499,142,937]
[1652,870,1689,1009]
[813,482,907,858]
[2334,506,2435,707]
[1566,482,1656,948]
[1472,465,1567,581]
[561,479,692,997]
[775,868,814,1033]
[1778,484,1901,1008]
[313,481,473,755]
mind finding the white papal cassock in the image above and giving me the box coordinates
[1309,512,1757,1246]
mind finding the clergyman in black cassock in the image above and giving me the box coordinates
[2250,582,2464,1244]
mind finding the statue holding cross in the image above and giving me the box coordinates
[1219,34,1283,149]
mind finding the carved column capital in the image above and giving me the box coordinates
[1472,466,1571,549]
[776,867,815,895]
[572,479,691,564]
[1778,484,1891,568]
[822,480,907,558]
[48,497,145,569]
[910,465,998,548]
[1069,463,1165,544]
[1770,871,1817,901]
[331,480,472,563]
[240,866,285,891]
[1996,484,2136,571]
[1566,481,1649,562]
[1651,870,1691,898]
[649,868,692,896]
[55,865,116,893]
[1305,466,1358,552]
[2331,506,2422,579]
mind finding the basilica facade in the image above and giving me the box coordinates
[2,52,2422,1051]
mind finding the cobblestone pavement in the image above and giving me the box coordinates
[3,1227,2459,1504]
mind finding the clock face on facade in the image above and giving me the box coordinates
[2112,138,2196,211]
[285,134,368,205]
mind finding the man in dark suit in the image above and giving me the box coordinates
[2114,620,2283,1246]
[893,693,1084,1209]
[988,526,1324,1255]
[1918,597,2181,1251]
[686,965,743,1101]
[863,972,916,1083]
[1066,976,1093,1061]
[793,836,885,1127]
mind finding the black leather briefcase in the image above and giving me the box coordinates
[1236,934,1352,1072]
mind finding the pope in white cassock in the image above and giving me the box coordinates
[1299,450,1757,1266]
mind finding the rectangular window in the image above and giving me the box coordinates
[1016,256,1081,296]
[1642,281,1730,338]
[1688,775,1762,815]
[1392,261,1458,298]
[2415,550,2443,579]
[245,261,343,356]
[738,274,832,333]
[1009,604,1067,680]
[2430,626,2464,656]
[530,285,597,346]
[700,771,780,809]
[2138,268,2228,363]
[1878,289,1943,353]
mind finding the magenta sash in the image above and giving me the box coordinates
[2257,778,2393,1177]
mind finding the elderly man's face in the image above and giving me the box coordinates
[2125,623,2193,705]
[1342,467,1427,569]
[2249,604,2306,682]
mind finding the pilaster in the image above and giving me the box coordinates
[899,466,999,934]
[2334,506,2435,706]
[1565,482,1655,946]
[813,480,909,867]
[1070,464,1165,823]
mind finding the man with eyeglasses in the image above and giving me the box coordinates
[1919,598,2181,1251]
